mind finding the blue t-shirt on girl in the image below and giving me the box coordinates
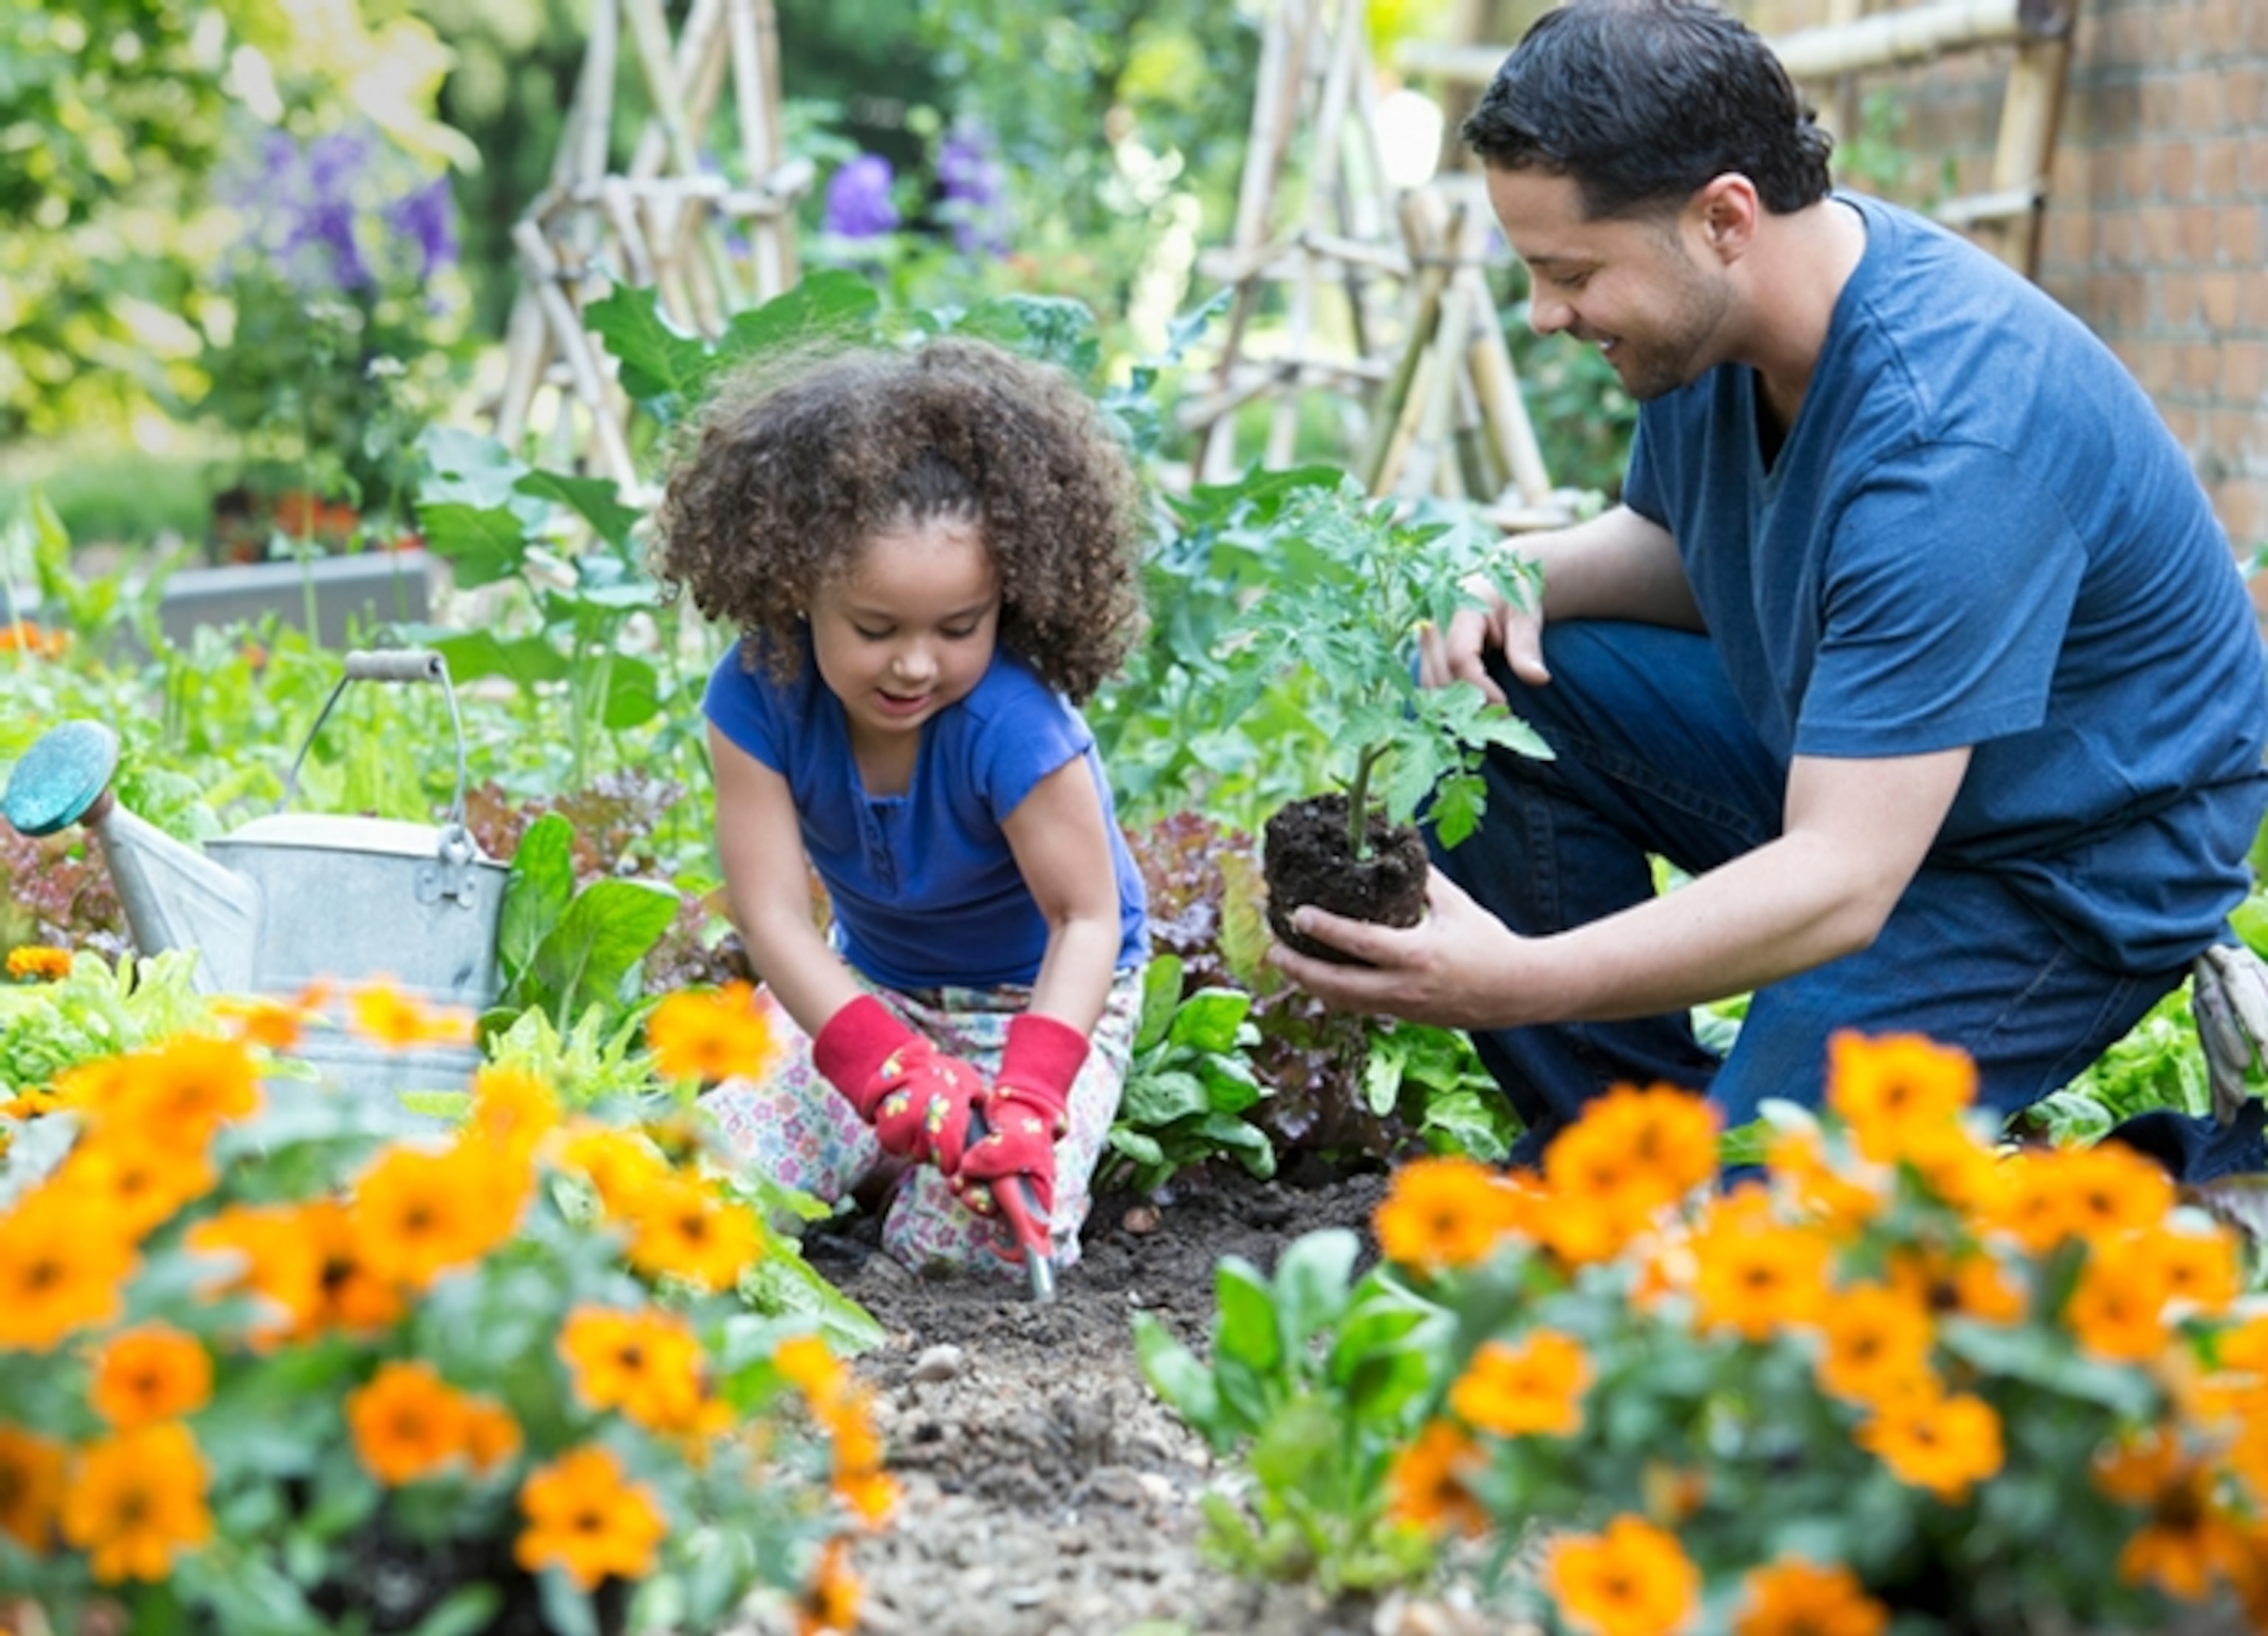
[1623,192,2268,975]
[703,642,1149,992]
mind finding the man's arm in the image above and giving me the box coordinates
[1273,746,1970,1028]
[1423,505,1704,700]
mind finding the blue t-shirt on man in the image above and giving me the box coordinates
[1623,193,2268,973]
[704,642,1148,992]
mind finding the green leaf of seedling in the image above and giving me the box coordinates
[712,269,882,374]
[594,653,664,730]
[1364,1033,1409,1118]
[1107,1127,1166,1166]
[1196,1057,1262,1115]
[1121,1068,1209,1126]
[1133,1312,1226,1441]
[422,628,574,690]
[406,1588,504,1636]
[2233,894,2268,958]
[1167,986,1254,1055]
[952,293,1102,378]
[532,877,682,1018]
[416,502,533,588]
[1215,1257,1285,1377]
[1273,1229,1360,1355]
[498,811,577,982]
[585,283,717,413]
[535,1570,599,1636]
[514,469,645,551]
[1135,955,1186,1051]
[1200,1113,1278,1178]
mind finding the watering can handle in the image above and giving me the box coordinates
[278,649,473,833]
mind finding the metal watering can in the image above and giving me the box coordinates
[3,650,507,1096]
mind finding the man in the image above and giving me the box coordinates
[1274,0,2268,1179]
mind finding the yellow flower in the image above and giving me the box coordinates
[1384,1419,1488,1538]
[1885,1243,2027,1327]
[2063,1236,2172,1363]
[59,1422,213,1584]
[1733,1558,1889,1636]
[515,1446,668,1591]
[1374,1156,1526,1272]
[0,1423,66,1553]
[1814,1283,1937,1407]
[797,1536,862,1636]
[1990,1142,2175,1253]
[1544,1513,1701,1636]
[53,1132,218,1241]
[100,1034,259,1146]
[4,946,71,982]
[210,994,309,1051]
[346,1361,470,1486]
[1824,1031,1975,1163]
[89,1326,213,1430]
[558,1123,673,1216]
[0,1186,137,1352]
[774,1333,849,1405]
[647,981,781,1086]
[349,982,472,1049]
[468,1065,560,1164]
[620,1170,762,1292]
[1449,1330,1592,1438]
[1855,1387,2003,1502]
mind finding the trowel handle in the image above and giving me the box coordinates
[344,650,448,684]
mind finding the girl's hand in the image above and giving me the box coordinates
[955,1013,1085,1218]
[812,996,983,1172]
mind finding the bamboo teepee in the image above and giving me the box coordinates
[489,0,811,491]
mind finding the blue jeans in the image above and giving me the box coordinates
[1434,621,2264,1182]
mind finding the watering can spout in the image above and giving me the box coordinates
[3,721,261,995]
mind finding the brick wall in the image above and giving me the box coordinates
[1739,0,2268,559]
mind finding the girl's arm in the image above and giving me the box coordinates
[707,724,864,1037]
[998,755,1124,1035]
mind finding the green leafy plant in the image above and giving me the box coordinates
[1222,481,1547,855]
[1104,955,1274,1193]
[488,813,682,1036]
[1133,1228,1450,1592]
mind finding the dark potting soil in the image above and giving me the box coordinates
[1261,794,1429,965]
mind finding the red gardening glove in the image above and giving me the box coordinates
[811,996,983,1172]
[955,1012,1087,1220]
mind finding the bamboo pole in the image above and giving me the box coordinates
[512,219,639,488]
[1268,0,1362,467]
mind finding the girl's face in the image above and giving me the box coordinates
[808,515,1000,750]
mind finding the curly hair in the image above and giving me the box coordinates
[1461,0,1834,221]
[652,337,1147,704]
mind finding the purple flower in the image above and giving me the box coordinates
[935,127,1011,257]
[387,174,459,282]
[823,154,899,240]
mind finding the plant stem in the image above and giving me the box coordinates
[1346,742,1389,861]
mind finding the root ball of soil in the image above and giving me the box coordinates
[1262,793,1429,964]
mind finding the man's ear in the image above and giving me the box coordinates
[1693,174,1761,261]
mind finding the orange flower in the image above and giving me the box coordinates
[351,1141,526,1289]
[1855,1387,2002,1502]
[0,1186,137,1351]
[2063,1237,2172,1363]
[461,1400,524,1474]
[1814,1283,1937,1406]
[1449,1330,1592,1438]
[647,981,781,1086]
[797,1536,862,1636]
[1885,1243,2027,1327]
[1733,1558,1889,1636]
[558,1124,673,1215]
[210,994,308,1051]
[834,1463,901,1528]
[559,1306,721,1437]
[1385,1418,1488,1538]
[99,1034,259,1146]
[1763,1125,1883,1236]
[1989,1143,2176,1253]
[4,946,71,982]
[292,1200,408,1338]
[59,1422,213,1584]
[185,1203,326,1347]
[515,1446,668,1591]
[0,1423,66,1553]
[468,1065,560,1164]
[53,1133,218,1241]
[619,1171,761,1292]
[1544,1513,1701,1636]
[774,1334,850,1405]
[1689,1189,1832,1341]
[1373,1156,1526,1272]
[90,1326,213,1429]
[347,1361,470,1486]
[1824,1031,1975,1162]
[1539,1087,1719,1265]
[0,621,67,657]
[2093,1427,2254,1601]
[349,983,472,1049]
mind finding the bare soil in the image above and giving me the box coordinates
[724,1164,1502,1636]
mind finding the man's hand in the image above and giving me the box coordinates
[1418,581,1549,703]
[1268,868,1536,1030]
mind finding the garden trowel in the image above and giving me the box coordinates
[964,1101,1056,1304]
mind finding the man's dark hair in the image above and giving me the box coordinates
[1460,0,1834,219]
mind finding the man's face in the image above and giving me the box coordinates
[1485,165,1731,402]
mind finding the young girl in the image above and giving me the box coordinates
[653,337,1150,1277]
